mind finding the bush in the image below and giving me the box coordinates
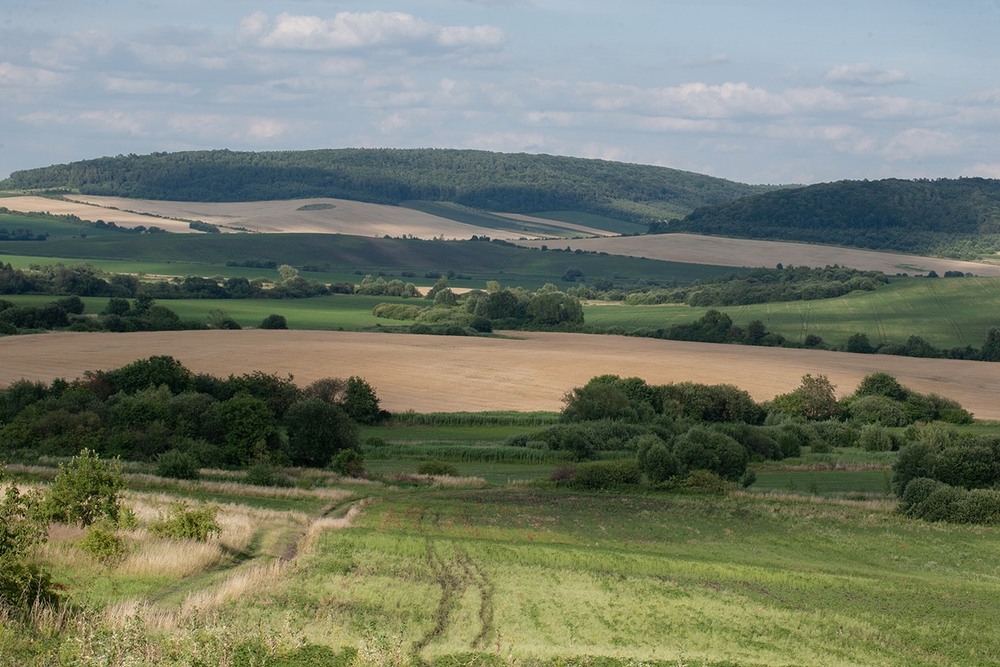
[329,449,365,477]
[45,449,126,527]
[858,424,896,452]
[0,471,55,609]
[259,313,288,329]
[892,443,936,496]
[568,459,641,490]
[672,426,748,481]
[635,435,679,483]
[79,523,127,564]
[155,449,200,480]
[681,469,735,494]
[149,504,221,541]
[416,461,459,476]
[245,463,292,487]
[847,395,908,426]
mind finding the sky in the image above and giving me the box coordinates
[2,0,1000,185]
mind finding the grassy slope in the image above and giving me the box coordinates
[291,487,999,665]
[0,215,734,289]
[585,277,1000,349]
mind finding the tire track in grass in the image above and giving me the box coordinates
[412,543,495,653]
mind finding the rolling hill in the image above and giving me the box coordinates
[662,177,1000,257]
[0,148,776,226]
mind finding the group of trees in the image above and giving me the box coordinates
[373,280,585,334]
[662,177,1000,257]
[615,265,888,307]
[0,262,344,301]
[511,372,974,494]
[0,356,382,471]
[0,295,208,335]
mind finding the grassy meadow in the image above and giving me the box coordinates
[585,276,1000,349]
[7,466,999,667]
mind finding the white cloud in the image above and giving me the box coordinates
[881,128,960,160]
[102,76,199,96]
[826,63,911,87]
[960,162,1000,178]
[167,113,292,142]
[0,62,65,88]
[240,11,505,53]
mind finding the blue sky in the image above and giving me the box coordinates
[2,0,1000,184]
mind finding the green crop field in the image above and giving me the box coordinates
[585,276,1000,349]
[0,225,736,289]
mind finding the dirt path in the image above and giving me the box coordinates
[2,329,999,419]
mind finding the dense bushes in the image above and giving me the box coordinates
[0,357,382,470]
[899,478,1000,524]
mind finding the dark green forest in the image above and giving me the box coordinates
[661,177,1000,257]
[0,148,774,223]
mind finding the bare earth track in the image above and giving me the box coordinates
[3,330,998,419]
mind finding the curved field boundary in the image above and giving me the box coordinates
[516,234,1000,276]
[2,330,999,419]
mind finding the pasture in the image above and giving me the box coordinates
[585,276,1000,349]
[2,329,1000,419]
[7,470,999,667]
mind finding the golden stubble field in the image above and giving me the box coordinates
[517,234,1000,275]
[2,195,610,240]
[3,330,998,419]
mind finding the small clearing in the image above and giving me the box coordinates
[2,330,998,419]
[516,234,1000,276]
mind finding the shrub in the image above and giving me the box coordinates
[245,463,292,487]
[933,445,999,489]
[259,313,288,329]
[329,449,365,477]
[680,470,734,494]
[45,449,126,527]
[284,399,358,467]
[416,461,459,476]
[635,435,679,483]
[155,449,200,480]
[847,395,907,426]
[892,443,937,496]
[569,459,641,490]
[672,426,748,481]
[858,424,896,452]
[149,504,221,541]
[0,470,55,609]
[79,523,127,564]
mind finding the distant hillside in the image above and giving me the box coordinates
[661,178,1000,258]
[0,148,774,226]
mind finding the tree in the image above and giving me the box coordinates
[202,394,279,466]
[982,327,1000,362]
[771,374,839,420]
[260,313,288,329]
[277,264,300,283]
[284,399,359,467]
[845,333,874,354]
[0,465,53,609]
[343,376,381,424]
[45,449,126,527]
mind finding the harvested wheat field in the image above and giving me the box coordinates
[3,330,999,419]
[4,194,609,240]
[517,234,1000,276]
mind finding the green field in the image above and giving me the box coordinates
[0,213,735,290]
[585,277,1000,349]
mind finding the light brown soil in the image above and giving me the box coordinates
[2,196,196,233]
[2,330,998,419]
[516,234,1000,275]
[3,194,607,240]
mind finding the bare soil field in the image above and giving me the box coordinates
[3,330,998,419]
[3,194,608,240]
[517,234,1000,276]
[1,195,196,233]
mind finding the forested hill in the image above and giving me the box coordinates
[661,177,1000,258]
[0,149,774,224]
